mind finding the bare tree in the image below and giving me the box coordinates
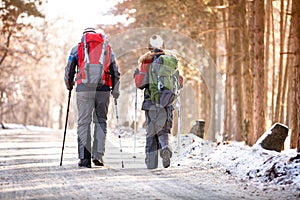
[252,0,265,141]
[228,0,244,141]
[244,0,255,145]
[0,0,44,123]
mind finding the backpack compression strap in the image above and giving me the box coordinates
[83,34,90,64]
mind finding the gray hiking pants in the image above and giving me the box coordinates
[144,105,173,169]
[76,91,110,160]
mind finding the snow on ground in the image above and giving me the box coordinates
[169,133,300,193]
[108,123,300,193]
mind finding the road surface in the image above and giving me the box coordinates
[0,128,297,199]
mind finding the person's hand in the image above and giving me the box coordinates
[111,89,120,99]
[66,81,74,91]
[133,68,139,78]
[179,75,184,89]
[67,86,73,91]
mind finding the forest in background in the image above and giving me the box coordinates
[0,0,300,150]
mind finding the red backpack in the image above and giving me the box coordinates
[76,33,113,88]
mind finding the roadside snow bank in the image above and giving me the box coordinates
[0,123,53,132]
[173,134,300,192]
[0,123,54,132]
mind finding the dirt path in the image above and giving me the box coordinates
[0,129,297,200]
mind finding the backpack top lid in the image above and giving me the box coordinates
[82,32,104,43]
[83,27,96,34]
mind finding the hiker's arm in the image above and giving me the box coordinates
[64,46,77,90]
[109,53,120,98]
[134,60,151,89]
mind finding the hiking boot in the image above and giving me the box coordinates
[160,147,172,168]
[78,159,91,168]
[93,158,104,166]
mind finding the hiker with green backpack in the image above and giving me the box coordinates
[134,35,183,169]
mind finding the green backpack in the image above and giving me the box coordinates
[149,54,180,107]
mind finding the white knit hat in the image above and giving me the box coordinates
[148,34,165,50]
[83,27,96,34]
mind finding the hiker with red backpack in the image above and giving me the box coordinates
[134,35,183,169]
[64,27,120,168]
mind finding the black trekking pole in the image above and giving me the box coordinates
[114,98,124,168]
[60,90,72,166]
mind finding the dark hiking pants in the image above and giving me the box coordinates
[76,91,110,160]
[144,105,173,169]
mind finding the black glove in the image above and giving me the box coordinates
[66,81,74,91]
[67,86,73,91]
[111,89,120,99]
[133,68,139,78]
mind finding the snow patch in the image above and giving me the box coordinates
[174,134,300,192]
[0,123,54,132]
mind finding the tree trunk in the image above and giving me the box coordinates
[59,104,63,130]
[205,13,217,140]
[274,0,289,123]
[271,4,276,123]
[289,62,298,148]
[223,7,232,141]
[253,0,265,141]
[287,20,298,148]
[290,0,300,152]
[280,0,292,124]
[229,0,244,141]
[245,0,255,145]
[264,0,271,124]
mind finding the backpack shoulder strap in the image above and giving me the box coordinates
[99,34,108,66]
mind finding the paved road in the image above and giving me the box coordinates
[0,129,297,200]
